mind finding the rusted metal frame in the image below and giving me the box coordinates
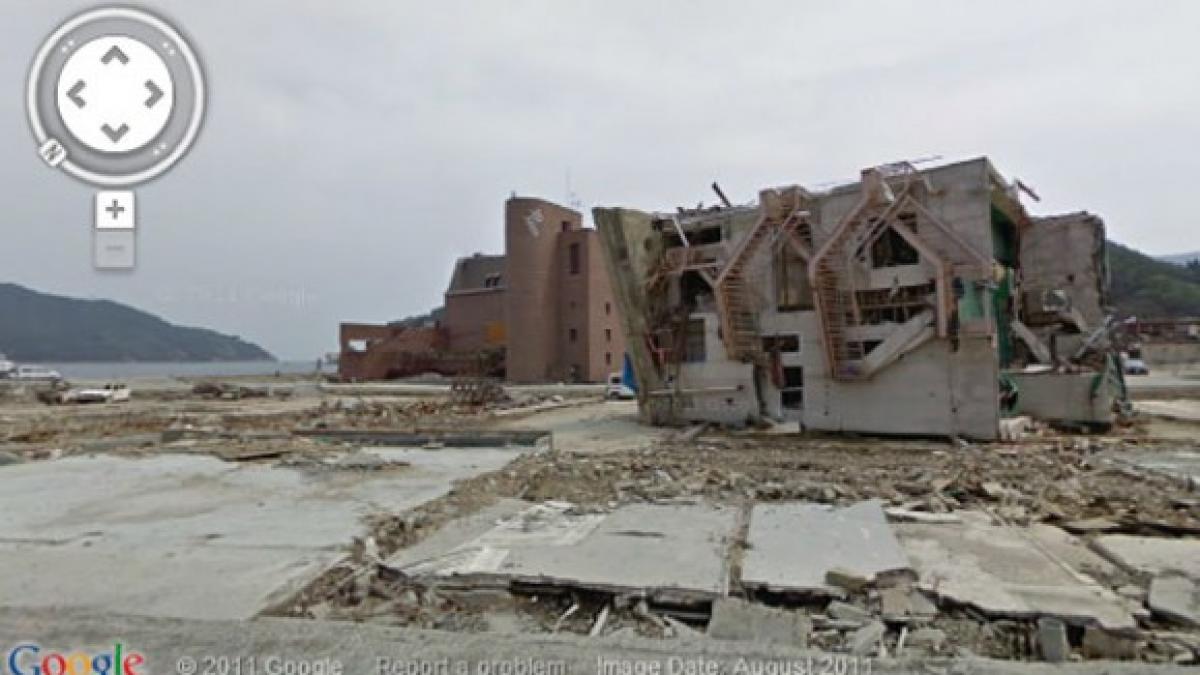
[881,213,951,338]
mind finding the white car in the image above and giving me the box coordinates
[605,372,636,400]
[14,365,62,382]
[1122,358,1149,376]
[69,383,131,404]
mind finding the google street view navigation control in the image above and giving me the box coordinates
[26,6,205,270]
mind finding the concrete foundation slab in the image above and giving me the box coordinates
[388,502,738,600]
[741,500,910,594]
[0,447,522,620]
[1148,575,1200,628]
[895,512,1136,629]
[1093,534,1200,579]
[1122,449,1200,487]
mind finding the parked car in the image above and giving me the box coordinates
[605,372,636,400]
[13,365,62,382]
[68,383,132,404]
[0,354,14,378]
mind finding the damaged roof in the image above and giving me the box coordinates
[446,253,505,294]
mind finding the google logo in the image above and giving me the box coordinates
[5,644,145,675]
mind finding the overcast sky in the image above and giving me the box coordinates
[2,1,1198,359]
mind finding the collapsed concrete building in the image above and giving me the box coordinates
[594,158,1127,439]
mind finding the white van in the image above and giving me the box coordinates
[14,365,63,382]
[605,372,635,400]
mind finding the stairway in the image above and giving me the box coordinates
[714,217,771,361]
[714,209,806,362]
[812,239,865,379]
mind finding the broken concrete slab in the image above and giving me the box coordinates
[1149,575,1200,628]
[1037,617,1070,663]
[387,502,738,601]
[848,620,885,656]
[1061,517,1122,535]
[742,500,910,594]
[1094,534,1200,579]
[826,601,872,625]
[0,447,523,620]
[706,597,810,647]
[895,512,1136,629]
[1081,626,1140,660]
[879,585,936,623]
[826,567,873,592]
[906,627,947,651]
[883,507,961,524]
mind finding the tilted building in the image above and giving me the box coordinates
[594,158,1126,439]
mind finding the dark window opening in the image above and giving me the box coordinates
[781,366,803,409]
[680,271,709,309]
[568,243,581,275]
[605,352,612,366]
[568,328,578,343]
[605,328,612,342]
[870,228,919,268]
[562,221,571,232]
[776,246,813,310]
[605,302,612,315]
[684,319,706,363]
[762,335,801,353]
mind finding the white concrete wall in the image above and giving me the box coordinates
[673,313,758,426]
[659,159,1004,437]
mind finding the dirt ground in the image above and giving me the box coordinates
[2,381,1199,664]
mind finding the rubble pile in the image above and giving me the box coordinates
[277,430,1199,663]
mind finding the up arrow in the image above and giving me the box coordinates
[101,45,129,65]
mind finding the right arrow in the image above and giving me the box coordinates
[144,80,163,108]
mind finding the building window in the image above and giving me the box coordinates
[605,302,612,316]
[484,273,501,288]
[568,243,581,275]
[605,328,612,342]
[569,328,578,343]
[781,366,804,410]
[562,221,571,232]
[605,352,612,366]
[776,246,813,311]
[684,319,706,363]
[762,335,801,353]
[870,228,919,268]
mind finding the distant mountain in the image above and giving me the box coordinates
[0,283,274,362]
[1157,251,1200,266]
[1109,242,1200,319]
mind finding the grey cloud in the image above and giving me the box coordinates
[1,0,1197,358]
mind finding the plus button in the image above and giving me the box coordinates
[105,198,125,220]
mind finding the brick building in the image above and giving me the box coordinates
[340,196,625,383]
[444,196,625,383]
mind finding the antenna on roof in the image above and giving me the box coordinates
[1014,179,1041,202]
[565,168,583,210]
[711,181,732,208]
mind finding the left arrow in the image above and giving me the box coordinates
[67,80,87,108]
